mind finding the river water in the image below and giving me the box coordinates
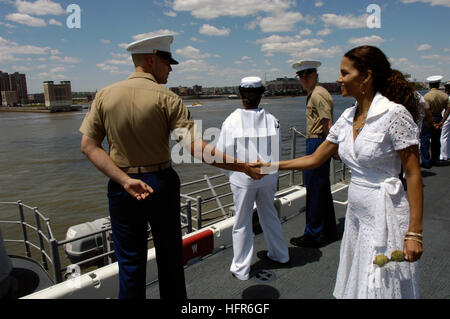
[0,95,353,243]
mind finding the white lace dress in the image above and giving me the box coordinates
[327,93,420,299]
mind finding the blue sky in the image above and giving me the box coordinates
[1,0,449,93]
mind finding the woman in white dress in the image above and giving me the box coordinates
[256,46,424,298]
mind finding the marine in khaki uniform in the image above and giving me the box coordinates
[420,75,450,168]
[289,60,337,248]
[79,34,261,299]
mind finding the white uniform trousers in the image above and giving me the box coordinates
[230,183,289,280]
[440,109,450,160]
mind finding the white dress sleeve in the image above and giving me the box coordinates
[326,115,345,145]
[388,105,419,151]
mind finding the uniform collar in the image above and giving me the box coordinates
[342,92,389,123]
[127,72,157,83]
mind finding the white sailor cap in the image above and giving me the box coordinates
[426,75,443,84]
[126,34,179,64]
[292,60,321,75]
[240,76,263,88]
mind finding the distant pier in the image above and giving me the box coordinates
[0,106,84,113]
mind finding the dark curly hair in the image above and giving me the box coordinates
[344,46,419,123]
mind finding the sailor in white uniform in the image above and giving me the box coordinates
[216,77,290,280]
[440,81,450,160]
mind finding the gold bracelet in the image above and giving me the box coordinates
[406,232,423,238]
[404,237,423,245]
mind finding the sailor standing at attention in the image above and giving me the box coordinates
[440,81,450,161]
[216,77,290,280]
[420,75,450,168]
[79,34,262,299]
[290,60,337,248]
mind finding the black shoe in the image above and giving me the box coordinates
[290,235,324,248]
[257,251,290,265]
[420,163,432,169]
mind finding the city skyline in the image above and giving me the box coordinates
[0,0,449,93]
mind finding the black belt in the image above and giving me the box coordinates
[121,161,171,174]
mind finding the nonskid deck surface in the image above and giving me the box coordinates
[145,163,450,299]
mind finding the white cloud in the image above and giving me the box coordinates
[104,59,131,66]
[50,49,60,55]
[49,66,65,73]
[256,35,300,44]
[348,35,385,47]
[417,44,431,51]
[49,55,81,64]
[118,43,128,49]
[132,29,179,41]
[315,1,324,7]
[401,0,450,7]
[258,11,303,33]
[299,29,312,36]
[0,21,16,28]
[321,13,368,29]
[164,11,177,17]
[199,24,230,36]
[176,46,212,59]
[101,39,111,45]
[317,28,332,36]
[421,54,450,63]
[11,65,32,72]
[48,18,62,26]
[172,0,294,19]
[289,46,343,60]
[176,59,213,73]
[260,38,324,55]
[14,0,65,16]
[6,13,46,27]
[0,36,50,55]
[96,63,129,75]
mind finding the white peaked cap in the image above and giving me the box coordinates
[426,75,443,83]
[292,60,321,72]
[126,34,178,64]
[240,76,263,88]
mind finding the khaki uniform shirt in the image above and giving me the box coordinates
[424,88,449,116]
[79,72,196,168]
[306,85,333,138]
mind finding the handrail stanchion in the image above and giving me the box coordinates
[34,207,48,271]
[290,128,296,186]
[18,201,31,258]
[49,238,63,283]
[186,200,192,234]
[196,196,202,230]
[102,231,108,266]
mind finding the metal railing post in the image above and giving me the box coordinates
[49,238,63,283]
[196,196,202,230]
[34,207,48,271]
[18,201,31,258]
[330,158,336,185]
[290,128,296,186]
[186,200,192,234]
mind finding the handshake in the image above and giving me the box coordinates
[243,161,279,180]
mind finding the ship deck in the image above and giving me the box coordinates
[146,163,450,300]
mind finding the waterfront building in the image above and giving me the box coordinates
[1,91,18,107]
[0,71,28,105]
[266,77,304,95]
[27,93,45,104]
[43,81,73,110]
